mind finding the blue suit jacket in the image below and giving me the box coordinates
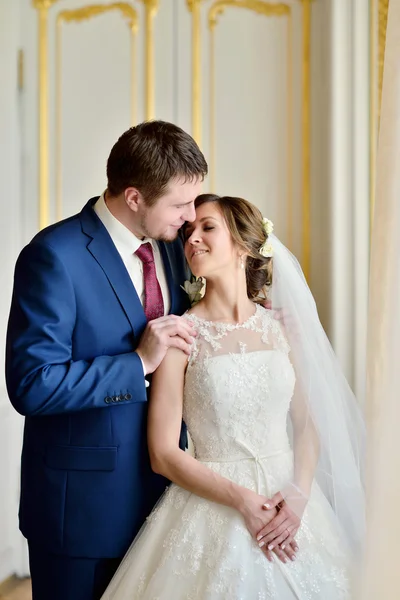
[5,198,190,559]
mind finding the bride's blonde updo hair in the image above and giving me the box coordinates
[192,194,273,302]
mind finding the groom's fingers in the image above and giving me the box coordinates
[165,325,196,347]
[147,316,197,347]
[168,335,193,355]
[152,315,197,338]
[136,316,197,372]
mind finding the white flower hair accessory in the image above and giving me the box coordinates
[259,218,274,257]
[262,217,274,236]
[181,276,205,306]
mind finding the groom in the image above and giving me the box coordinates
[6,120,296,600]
[6,121,206,600]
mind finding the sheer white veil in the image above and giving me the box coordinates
[269,234,365,558]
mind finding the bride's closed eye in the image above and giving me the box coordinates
[183,225,215,241]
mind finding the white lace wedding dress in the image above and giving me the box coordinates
[102,304,350,599]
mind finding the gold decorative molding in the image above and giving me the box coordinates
[209,0,290,25]
[377,0,389,124]
[370,0,389,228]
[32,0,59,9]
[55,3,138,221]
[17,49,25,91]
[186,0,204,146]
[298,0,312,281]
[370,0,376,229]
[57,3,138,28]
[139,0,160,120]
[33,0,60,229]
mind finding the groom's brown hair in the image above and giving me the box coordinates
[106,120,208,205]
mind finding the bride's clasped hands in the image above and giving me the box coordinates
[238,488,299,563]
[258,489,307,551]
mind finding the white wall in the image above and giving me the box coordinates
[0,0,27,582]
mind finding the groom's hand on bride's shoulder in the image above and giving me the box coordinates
[136,315,197,374]
[262,300,286,321]
[262,301,300,340]
[262,300,287,324]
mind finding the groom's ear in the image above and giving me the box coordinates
[125,187,141,212]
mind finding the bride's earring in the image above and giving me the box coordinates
[239,255,245,270]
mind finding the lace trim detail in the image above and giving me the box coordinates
[186,303,260,331]
[184,303,290,359]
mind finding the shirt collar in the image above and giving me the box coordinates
[94,192,155,259]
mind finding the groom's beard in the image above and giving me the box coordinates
[139,214,180,243]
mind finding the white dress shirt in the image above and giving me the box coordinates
[94,193,171,382]
[94,193,170,313]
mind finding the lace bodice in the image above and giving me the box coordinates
[183,304,296,462]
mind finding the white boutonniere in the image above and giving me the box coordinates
[181,276,205,306]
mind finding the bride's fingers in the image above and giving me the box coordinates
[272,546,289,564]
[258,517,291,548]
[262,491,284,510]
[267,529,290,551]
[281,543,297,562]
[261,540,294,564]
[279,527,297,551]
[270,524,298,552]
[261,546,274,563]
[256,512,286,542]
[268,525,297,550]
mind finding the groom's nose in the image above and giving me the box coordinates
[183,202,196,223]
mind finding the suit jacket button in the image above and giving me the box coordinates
[125,393,132,400]
[104,396,112,404]
[114,395,121,402]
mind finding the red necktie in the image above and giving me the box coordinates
[135,242,164,321]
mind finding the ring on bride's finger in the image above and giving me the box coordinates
[281,530,290,548]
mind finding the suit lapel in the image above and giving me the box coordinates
[80,198,147,338]
[158,240,190,315]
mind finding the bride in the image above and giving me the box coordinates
[102,194,365,599]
